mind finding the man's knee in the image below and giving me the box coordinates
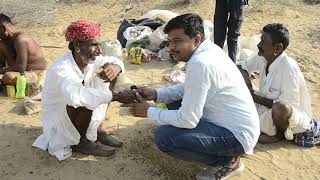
[2,72,18,85]
[155,125,175,152]
[272,101,292,131]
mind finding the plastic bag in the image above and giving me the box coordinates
[148,24,167,51]
[139,9,178,22]
[123,26,153,48]
[101,40,123,59]
[239,34,260,52]
[157,47,172,61]
[24,90,42,115]
[203,20,214,42]
[117,18,165,47]
[239,48,255,61]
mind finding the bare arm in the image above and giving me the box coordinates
[252,93,273,109]
[0,38,28,74]
[13,37,28,73]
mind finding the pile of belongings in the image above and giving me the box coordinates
[117,10,179,63]
[117,9,261,83]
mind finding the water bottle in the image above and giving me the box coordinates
[16,73,26,99]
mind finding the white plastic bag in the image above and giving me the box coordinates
[123,26,153,47]
[101,40,123,59]
[203,20,214,42]
[239,34,260,52]
[148,24,167,51]
[239,48,255,61]
[140,9,178,22]
[157,47,172,61]
[24,90,42,115]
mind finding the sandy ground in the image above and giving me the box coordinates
[0,0,320,179]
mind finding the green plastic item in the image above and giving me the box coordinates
[156,103,168,110]
[16,73,26,99]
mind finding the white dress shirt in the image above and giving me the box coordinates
[148,39,260,155]
[240,53,312,135]
[32,52,124,160]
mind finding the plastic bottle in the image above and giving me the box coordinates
[6,85,16,98]
[16,73,27,99]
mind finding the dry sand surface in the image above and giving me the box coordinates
[0,0,319,179]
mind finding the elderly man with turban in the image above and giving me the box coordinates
[33,20,125,160]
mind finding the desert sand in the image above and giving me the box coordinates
[0,0,319,179]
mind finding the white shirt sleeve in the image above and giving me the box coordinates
[56,70,112,110]
[147,62,211,129]
[240,54,264,74]
[155,83,184,104]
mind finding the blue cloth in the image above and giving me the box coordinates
[155,120,245,166]
[294,119,320,147]
[242,0,249,5]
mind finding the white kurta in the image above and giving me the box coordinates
[32,52,124,160]
[241,53,312,136]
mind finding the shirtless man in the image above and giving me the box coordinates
[0,13,47,87]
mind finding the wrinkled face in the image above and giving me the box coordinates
[77,38,101,65]
[257,32,277,61]
[167,29,198,62]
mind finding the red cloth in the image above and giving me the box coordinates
[65,20,101,42]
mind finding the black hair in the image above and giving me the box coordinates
[164,13,205,39]
[263,23,289,50]
[0,13,12,24]
[68,42,75,51]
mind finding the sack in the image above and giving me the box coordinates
[123,26,153,47]
[148,24,167,51]
[117,18,165,47]
[139,9,178,22]
[101,40,123,59]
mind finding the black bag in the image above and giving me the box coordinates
[117,18,165,47]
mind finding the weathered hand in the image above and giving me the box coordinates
[116,90,139,104]
[135,86,157,101]
[121,92,150,117]
[99,63,121,82]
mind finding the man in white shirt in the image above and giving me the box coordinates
[33,20,126,160]
[239,23,319,146]
[123,14,260,180]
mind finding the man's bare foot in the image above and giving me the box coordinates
[72,138,115,157]
[258,134,282,144]
[97,131,123,148]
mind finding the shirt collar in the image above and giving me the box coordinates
[68,51,86,79]
[187,38,209,64]
[268,52,287,73]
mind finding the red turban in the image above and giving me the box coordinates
[65,20,101,42]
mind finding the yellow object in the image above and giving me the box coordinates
[6,85,16,98]
[130,47,136,64]
[135,48,142,65]
[156,103,167,110]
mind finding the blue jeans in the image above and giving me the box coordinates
[155,101,245,166]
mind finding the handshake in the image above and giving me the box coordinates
[113,85,157,104]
